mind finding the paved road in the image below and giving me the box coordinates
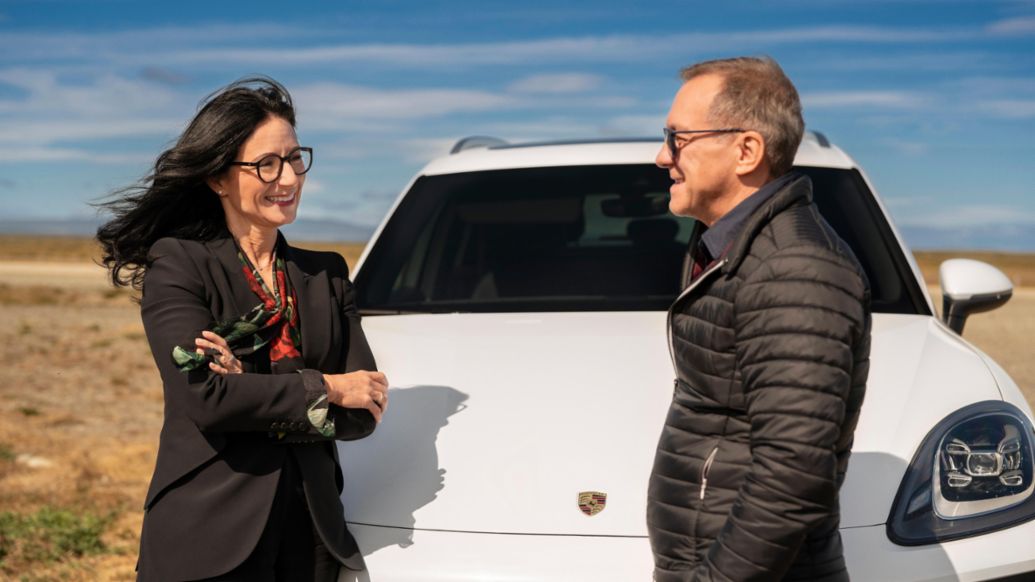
[0,260,111,290]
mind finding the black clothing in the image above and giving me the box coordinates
[195,454,339,582]
[647,175,872,581]
[137,232,377,581]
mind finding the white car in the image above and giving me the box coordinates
[336,134,1034,581]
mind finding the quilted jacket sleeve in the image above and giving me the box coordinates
[693,245,869,581]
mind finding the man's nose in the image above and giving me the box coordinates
[656,144,672,168]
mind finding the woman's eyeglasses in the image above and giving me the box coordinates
[229,147,313,183]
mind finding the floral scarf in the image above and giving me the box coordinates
[171,244,302,372]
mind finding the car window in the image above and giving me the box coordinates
[355,164,928,315]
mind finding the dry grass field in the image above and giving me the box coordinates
[0,235,1032,580]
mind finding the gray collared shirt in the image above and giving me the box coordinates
[699,172,800,261]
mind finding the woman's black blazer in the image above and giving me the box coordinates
[136,231,376,581]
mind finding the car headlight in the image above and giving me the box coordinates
[887,400,1035,545]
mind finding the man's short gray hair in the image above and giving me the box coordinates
[680,56,804,177]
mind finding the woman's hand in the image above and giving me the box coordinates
[323,371,389,422]
[195,330,243,376]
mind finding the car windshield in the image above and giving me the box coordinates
[355,164,929,315]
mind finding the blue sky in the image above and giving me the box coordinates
[0,0,1033,249]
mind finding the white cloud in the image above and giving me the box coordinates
[295,83,517,123]
[309,136,457,164]
[292,81,635,133]
[9,23,972,72]
[507,73,603,94]
[0,146,152,164]
[975,99,1035,118]
[802,51,1001,73]
[748,25,966,43]
[464,113,663,143]
[986,16,1035,36]
[296,188,400,226]
[399,138,459,163]
[598,114,664,136]
[879,138,930,156]
[0,118,181,146]
[130,36,663,68]
[473,118,600,141]
[802,90,930,109]
[153,28,953,69]
[0,68,189,151]
[884,195,937,210]
[0,71,183,116]
[0,24,303,62]
[950,76,1035,94]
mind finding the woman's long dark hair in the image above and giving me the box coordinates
[96,77,297,290]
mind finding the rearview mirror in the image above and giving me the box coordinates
[939,259,1012,334]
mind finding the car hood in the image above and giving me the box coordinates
[338,312,1002,535]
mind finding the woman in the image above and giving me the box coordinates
[97,77,387,581]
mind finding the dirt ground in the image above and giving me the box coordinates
[0,237,1032,580]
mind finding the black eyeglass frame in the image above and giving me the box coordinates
[228,146,314,184]
[663,127,746,157]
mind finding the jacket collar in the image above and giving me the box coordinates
[720,173,814,276]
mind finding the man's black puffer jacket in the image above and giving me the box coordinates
[647,174,871,582]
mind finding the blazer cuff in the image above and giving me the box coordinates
[298,369,336,437]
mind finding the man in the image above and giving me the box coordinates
[647,56,871,581]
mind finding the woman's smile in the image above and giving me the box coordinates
[265,189,297,206]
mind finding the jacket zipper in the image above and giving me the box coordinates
[700,446,719,500]
[667,258,729,373]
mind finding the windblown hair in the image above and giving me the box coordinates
[681,56,804,177]
[95,77,296,290]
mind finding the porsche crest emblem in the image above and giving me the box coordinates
[577,491,607,516]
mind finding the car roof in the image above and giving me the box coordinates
[420,131,856,176]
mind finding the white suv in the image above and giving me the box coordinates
[337,134,1034,581]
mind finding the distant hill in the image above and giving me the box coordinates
[0,218,102,236]
[0,217,376,243]
[898,224,1035,253]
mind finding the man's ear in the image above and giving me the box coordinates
[734,131,767,178]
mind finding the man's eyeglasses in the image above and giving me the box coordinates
[229,147,313,183]
[663,128,745,158]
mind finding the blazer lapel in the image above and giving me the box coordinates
[205,234,266,318]
[282,240,335,372]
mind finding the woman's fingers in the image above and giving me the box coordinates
[366,399,383,423]
[195,336,241,375]
[365,372,389,412]
[373,388,388,413]
[194,337,225,356]
[201,330,230,350]
[325,371,389,421]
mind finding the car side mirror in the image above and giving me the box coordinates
[939,259,1012,335]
